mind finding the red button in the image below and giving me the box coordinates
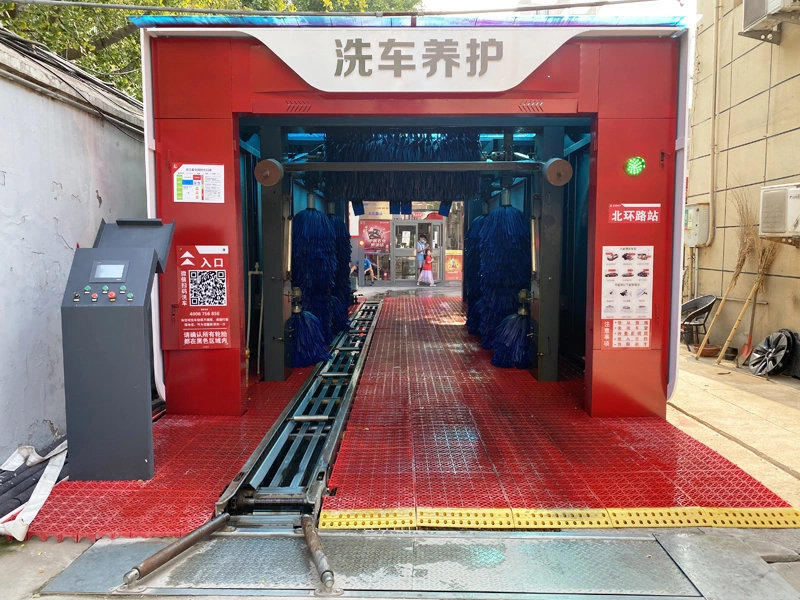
[108,291,116,299]
[91,293,98,299]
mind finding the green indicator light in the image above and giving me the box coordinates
[127,293,134,299]
[84,285,91,292]
[102,285,109,291]
[120,285,126,292]
[625,156,646,176]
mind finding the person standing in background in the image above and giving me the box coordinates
[416,234,428,276]
[363,257,376,286]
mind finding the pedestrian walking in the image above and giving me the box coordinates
[417,249,435,287]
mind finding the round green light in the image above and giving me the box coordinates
[120,285,126,292]
[127,293,134,299]
[102,285,109,291]
[625,156,646,176]
[84,285,91,292]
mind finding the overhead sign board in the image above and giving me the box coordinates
[242,27,587,93]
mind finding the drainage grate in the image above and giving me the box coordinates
[219,301,382,517]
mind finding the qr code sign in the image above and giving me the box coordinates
[189,270,227,306]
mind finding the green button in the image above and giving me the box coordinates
[84,285,91,292]
[120,285,126,292]
[102,285,109,292]
[127,293,134,299]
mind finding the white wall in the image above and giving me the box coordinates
[687,0,800,347]
[0,78,145,460]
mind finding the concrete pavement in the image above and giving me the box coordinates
[669,350,800,508]
[3,344,800,599]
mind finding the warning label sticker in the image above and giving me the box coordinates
[602,319,651,349]
[173,164,224,204]
[177,246,231,350]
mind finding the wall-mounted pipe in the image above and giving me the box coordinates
[703,0,721,249]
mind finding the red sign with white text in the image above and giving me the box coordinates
[176,246,231,350]
[609,204,661,224]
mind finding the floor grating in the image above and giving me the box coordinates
[321,296,798,530]
[27,368,313,541]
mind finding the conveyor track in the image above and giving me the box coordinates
[216,300,381,520]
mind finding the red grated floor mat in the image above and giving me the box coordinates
[27,368,312,542]
[323,297,792,521]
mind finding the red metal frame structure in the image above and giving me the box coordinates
[138,18,689,419]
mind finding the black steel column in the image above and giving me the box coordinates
[464,198,482,303]
[260,126,291,381]
[530,127,565,382]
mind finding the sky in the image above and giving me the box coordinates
[420,0,698,18]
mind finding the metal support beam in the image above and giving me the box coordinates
[283,161,541,173]
[531,127,565,382]
[260,126,292,381]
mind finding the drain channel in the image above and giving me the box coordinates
[217,300,382,520]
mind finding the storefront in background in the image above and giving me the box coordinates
[356,201,464,283]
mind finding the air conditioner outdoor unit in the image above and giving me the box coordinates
[743,0,800,33]
[759,183,800,241]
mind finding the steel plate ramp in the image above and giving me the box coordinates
[43,530,800,598]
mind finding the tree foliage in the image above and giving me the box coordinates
[0,0,420,100]
[290,0,419,11]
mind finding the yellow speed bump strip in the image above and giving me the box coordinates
[319,508,416,529]
[607,507,711,528]
[320,506,800,530]
[417,508,515,529]
[513,509,612,529]
[704,508,800,528]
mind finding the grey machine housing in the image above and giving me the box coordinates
[60,219,174,480]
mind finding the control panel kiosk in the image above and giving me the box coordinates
[61,219,174,480]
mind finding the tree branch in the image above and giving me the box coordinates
[62,22,138,60]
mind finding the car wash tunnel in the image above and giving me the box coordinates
[33,14,800,600]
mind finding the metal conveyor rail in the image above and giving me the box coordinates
[216,300,382,521]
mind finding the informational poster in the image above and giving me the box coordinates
[401,230,411,246]
[173,164,224,204]
[360,220,391,253]
[601,245,653,350]
[601,319,651,349]
[601,246,653,319]
[609,203,661,224]
[176,246,231,350]
[444,250,463,281]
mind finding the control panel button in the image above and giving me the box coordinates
[91,293,98,302]
[119,285,127,292]
[126,293,134,301]
[84,285,91,294]
[73,292,80,302]
[102,285,109,294]
[108,291,117,302]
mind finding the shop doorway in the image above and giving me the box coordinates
[392,220,443,282]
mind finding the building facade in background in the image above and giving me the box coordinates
[688,0,800,348]
[0,33,146,459]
